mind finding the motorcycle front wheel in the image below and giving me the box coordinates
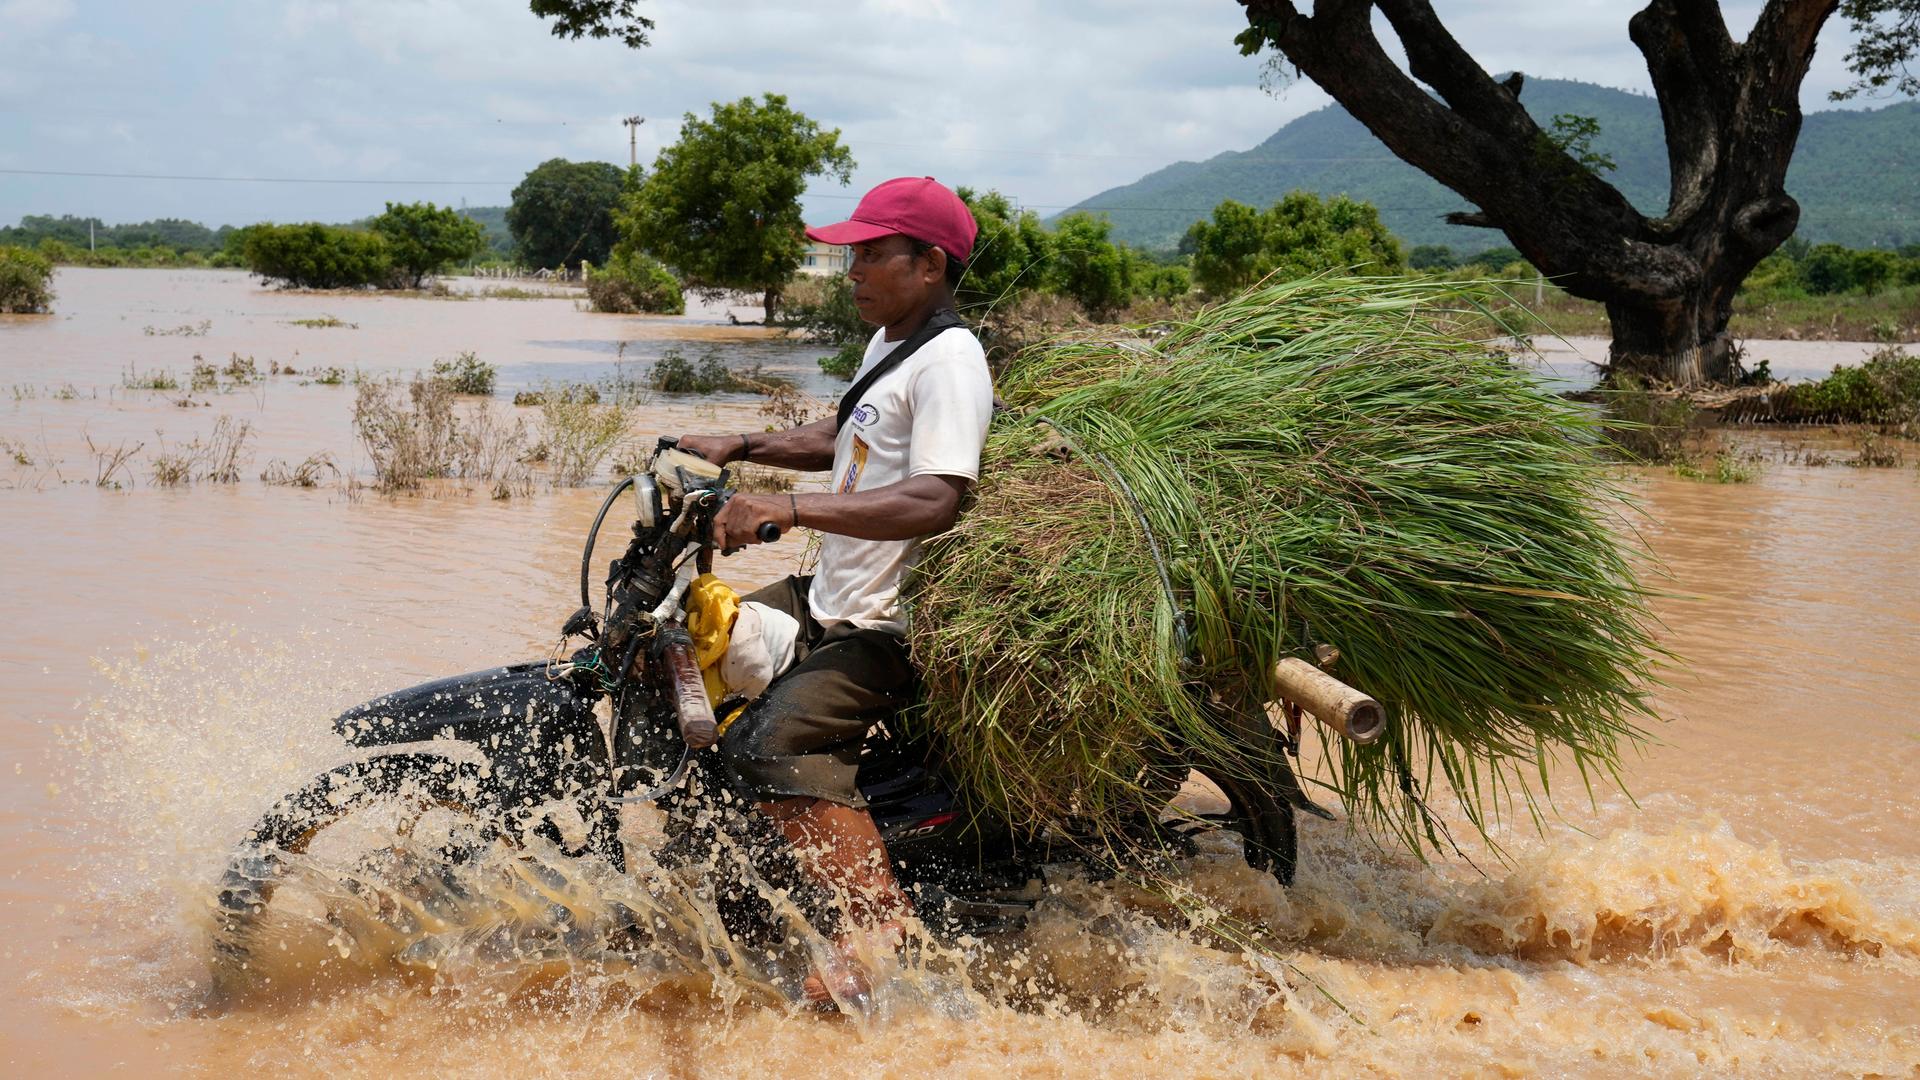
[208,752,509,994]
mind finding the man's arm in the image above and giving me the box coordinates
[711,474,967,552]
[679,417,837,472]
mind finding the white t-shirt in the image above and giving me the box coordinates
[808,324,994,635]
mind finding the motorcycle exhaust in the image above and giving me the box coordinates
[1271,658,1386,744]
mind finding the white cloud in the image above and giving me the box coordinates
[0,0,75,32]
[0,0,1891,228]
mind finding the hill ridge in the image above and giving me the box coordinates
[1059,78,1919,253]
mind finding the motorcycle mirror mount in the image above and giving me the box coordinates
[561,605,598,640]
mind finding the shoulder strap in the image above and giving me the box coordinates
[835,308,967,431]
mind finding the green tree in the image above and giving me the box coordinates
[619,94,853,322]
[1408,244,1459,270]
[1851,248,1900,294]
[954,188,1054,313]
[506,158,626,271]
[0,245,55,313]
[1234,0,1920,386]
[1183,193,1404,296]
[1800,243,1859,294]
[370,202,486,287]
[1046,213,1139,316]
[242,224,392,290]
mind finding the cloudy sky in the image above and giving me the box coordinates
[0,0,1879,229]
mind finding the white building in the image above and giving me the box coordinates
[798,237,850,277]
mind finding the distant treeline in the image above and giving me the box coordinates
[0,210,512,270]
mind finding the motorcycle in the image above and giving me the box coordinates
[209,437,1320,1001]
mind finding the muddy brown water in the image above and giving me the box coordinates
[2,269,1917,1076]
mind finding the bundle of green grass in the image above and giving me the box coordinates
[903,277,1659,851]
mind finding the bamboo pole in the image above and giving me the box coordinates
[1272,658,1386,744]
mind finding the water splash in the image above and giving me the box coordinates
[47,628,1920,1075]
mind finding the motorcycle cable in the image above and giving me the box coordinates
[580,475,637,617]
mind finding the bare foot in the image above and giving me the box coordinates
[801,922,905,1009]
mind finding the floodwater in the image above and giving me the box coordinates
[2,269,1917,1077]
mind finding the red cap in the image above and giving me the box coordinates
[805,176,977,265]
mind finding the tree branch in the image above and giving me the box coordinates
[1630,2,1727,226]
[1239,0,1651,294]
[1747,0,1842,86]
[1374,0,1537,139]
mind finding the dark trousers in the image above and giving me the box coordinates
[718,575,913,808]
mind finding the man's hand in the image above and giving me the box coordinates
[712,493,786,553]
[676,433,743,466]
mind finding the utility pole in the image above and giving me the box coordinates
[622,116,645,169]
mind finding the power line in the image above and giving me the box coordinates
[0,168,513,186]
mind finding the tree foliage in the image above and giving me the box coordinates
[507,158,627,271]
[370,201,485,287]
[1183,192,1404,296]
[0,245,56,313]
[955,189,1055,312]
[242,224,393,290]
[528,0,652,48]
[1835,0,1920,99]
[1046,213,1141,317]
[619,94,853,321]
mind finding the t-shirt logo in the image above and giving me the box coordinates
[837,435,870,493]
[849,403,879,428]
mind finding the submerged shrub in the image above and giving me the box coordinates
[1780,347,1920,425]
[1600,375,1701,463]
[431,351,497,396]
[818,340,863,379]
[537,387,630,485]
[0,245,55,313]
[648,346,741,393]
[353,376,460,489]
[243,223,393,289]
[585,246,684,314]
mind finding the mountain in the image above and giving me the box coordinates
[458,205,515,258]
[1061,79,1920,254]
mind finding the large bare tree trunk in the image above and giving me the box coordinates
[1236,0,1838,387]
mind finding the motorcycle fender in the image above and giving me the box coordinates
[332,662,609,797]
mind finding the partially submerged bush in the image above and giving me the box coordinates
[122,365,180,392]
[149,416,253,486]
[353,376,460,488]
[354,375,532,491]
[1600,375,1702,463]
[817,340,863,379]
[431,351,497,396]
[537,387,630,485]
[585,246,684,314]
[649,346,746,393]
[1672,447,1761,483]
[243,223,393,289]
[0,245,55,313]
[1775,347,1920,426]
[260,453,340,487]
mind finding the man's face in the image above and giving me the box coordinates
[847,235,942,330]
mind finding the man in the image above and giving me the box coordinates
[676,176,991,1005]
